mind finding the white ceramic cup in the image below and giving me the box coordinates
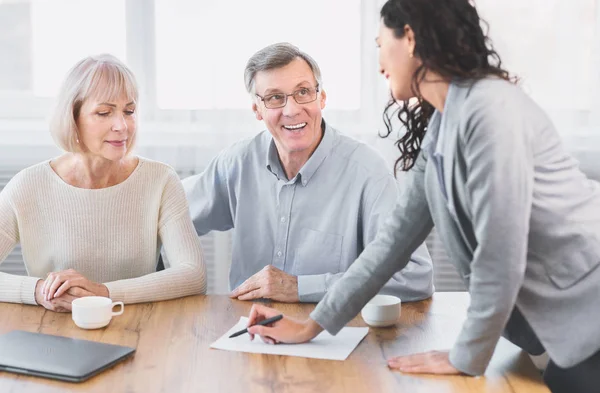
[71,296,124,329]
[361,294,401,327]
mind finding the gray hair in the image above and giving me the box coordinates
[50,54,139,153]
[244,42,322,95]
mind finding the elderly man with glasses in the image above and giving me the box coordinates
[181,42,434,303]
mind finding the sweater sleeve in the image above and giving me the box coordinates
[104,170,207,303]
[0,177,39,305]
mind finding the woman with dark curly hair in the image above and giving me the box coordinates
[243,0,600,391]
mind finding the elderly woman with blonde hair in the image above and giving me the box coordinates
[0,54,206,311]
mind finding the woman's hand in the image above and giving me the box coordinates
[42,269,109,301]
[246,303,323,344]
[34,280,101,312]
[34,279,76,312]
[387,350,462,375]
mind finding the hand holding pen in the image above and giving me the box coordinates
[242,304,324,345]
[229,314,284,338]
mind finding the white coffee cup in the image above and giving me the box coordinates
[361,294,401,327]
[72,296,124,329]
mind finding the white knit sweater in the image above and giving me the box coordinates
[0,157,206,305]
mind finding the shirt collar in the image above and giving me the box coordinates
[266,139,287,180]
[265,120,334,186]
[297,120,335,186]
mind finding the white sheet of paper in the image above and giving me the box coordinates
[210,317,369,361]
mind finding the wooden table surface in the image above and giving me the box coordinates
[0,292,549,393]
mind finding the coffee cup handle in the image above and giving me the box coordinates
[111,301,124,317]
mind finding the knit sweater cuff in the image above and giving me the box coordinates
[20,276,40,305]
[104,282,126,303]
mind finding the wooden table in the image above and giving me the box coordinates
[0,292,549,393]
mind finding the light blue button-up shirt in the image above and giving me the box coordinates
[182,121,434,302]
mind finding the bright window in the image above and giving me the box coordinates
[475,0,597,111]
[0,0,126,98]
[30,0,127,97]
[154,0,362,110]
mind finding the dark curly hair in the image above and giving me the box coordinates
[379,0,516,174]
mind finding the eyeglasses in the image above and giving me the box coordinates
[255,85,320,109]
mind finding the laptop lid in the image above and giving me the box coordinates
[0,330,135,382]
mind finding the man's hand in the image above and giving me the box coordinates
[42,269,109,302]
[230,265,299,302]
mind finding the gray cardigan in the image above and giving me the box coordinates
[310,78,600,375]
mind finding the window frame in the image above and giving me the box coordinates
[0,0,598,139]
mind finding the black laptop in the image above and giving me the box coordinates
[0,330,135,382]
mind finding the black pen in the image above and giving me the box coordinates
[229,315,283,338]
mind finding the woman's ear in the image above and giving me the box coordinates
[404,24,416,56]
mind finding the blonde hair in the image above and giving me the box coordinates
[50,54,139,153]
